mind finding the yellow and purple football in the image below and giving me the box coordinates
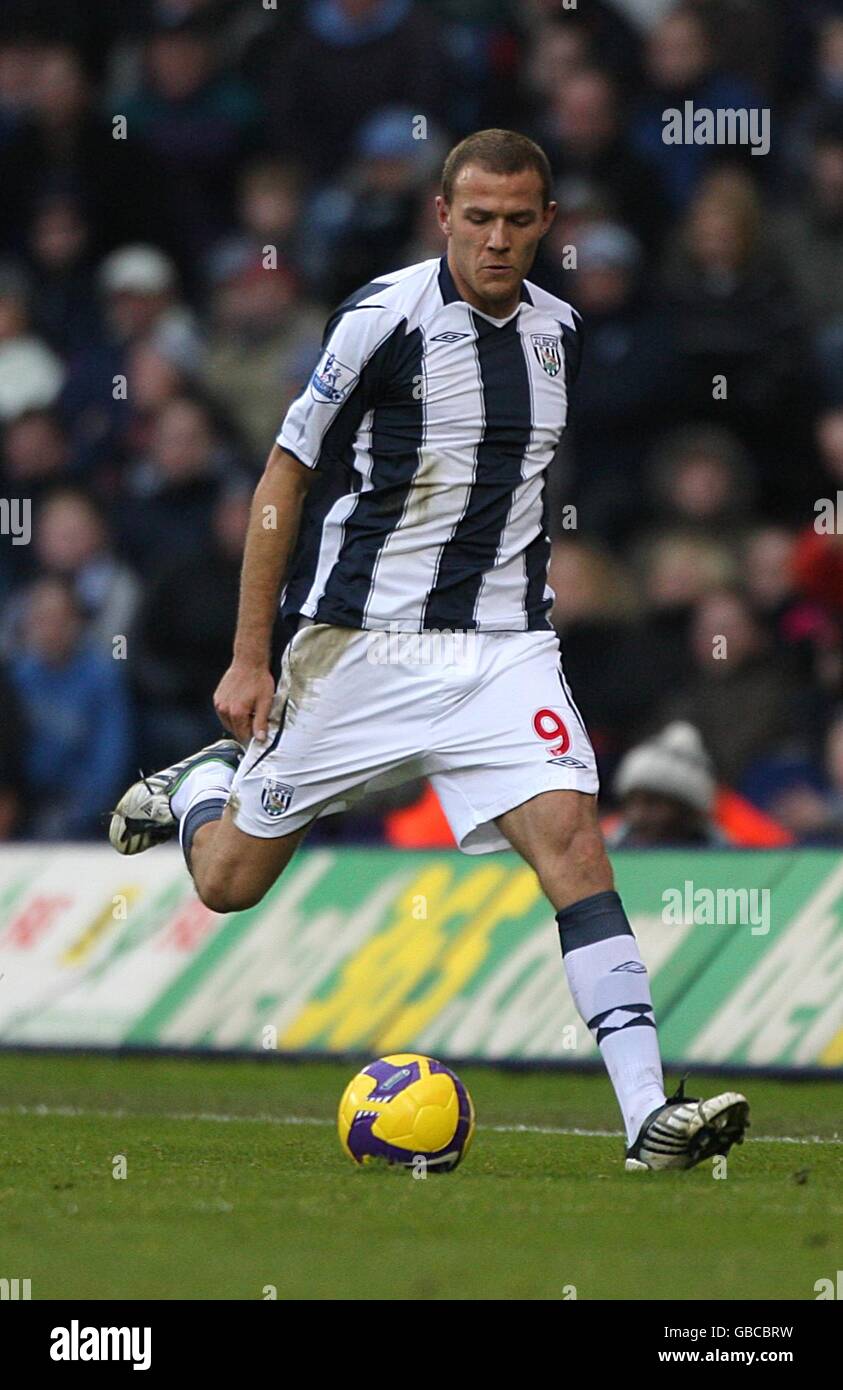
[338,1053,475,1172]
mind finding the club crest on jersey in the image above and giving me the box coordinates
[531,334,562,377]
[311,350,358,404]
[261,777,294,818]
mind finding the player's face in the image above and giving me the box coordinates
[437,165,556,315]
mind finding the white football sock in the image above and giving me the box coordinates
[177,786,230,862]
[557,891,667,1145]
[171,758,236,821]
[563,931,666,1144]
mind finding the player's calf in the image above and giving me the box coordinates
[188,807,306,913]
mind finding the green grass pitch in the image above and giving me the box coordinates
[1,1052,840,1300]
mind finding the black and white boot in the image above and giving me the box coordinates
[625,1078,750,1171]
[108,739,243,855]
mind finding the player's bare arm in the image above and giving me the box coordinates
[214,445,314,745]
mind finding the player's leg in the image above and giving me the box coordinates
[494,786,612,908]
[108,733,308,910]
[497,787,672,1142]
[430,631,749,1168]
[182,806,308,913]
[110,623,429,911]
[498,788,749,1169]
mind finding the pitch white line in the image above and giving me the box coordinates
[0,1103,839,1145]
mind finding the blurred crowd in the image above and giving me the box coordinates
[1,0,843,847]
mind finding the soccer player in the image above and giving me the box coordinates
[109,130,749,1171]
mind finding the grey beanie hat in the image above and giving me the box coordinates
[614,722,716,814]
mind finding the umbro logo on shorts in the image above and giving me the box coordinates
[547,755,587,769]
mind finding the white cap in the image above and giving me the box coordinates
[614,722,716,814]
[0,338,64,420]
[99,244,177,296]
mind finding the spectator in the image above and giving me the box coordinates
[25,194,102,357]
[788,709,843,843]
[209,158,308,289]
[629,533,737,716]
[97,244,199,352]
[0,407,71,501]
[785,14,843,176]
[263,0,451,180]
[8,575,133,839]
[743,524,840,702]
[656,587,806,782]
[0,487,141,660]
[0,262,65,423]
[0,32,39,148]
[548,537,646,766]
[607,721,724,847]
[302,105,447,302]
[60,243,201,482]
[203,247,324,460]
[120,394,239,575]
[0,42,169,259]
[641,423,756,550]
[790,408,843,640]
[538,67,670,249]
[120,14,261,269]
[557,221,678,542]
[631,3,764,210]
[774,114,843,333]
[120,328,203,463]
[129,482,252,769]
[661,169,813,491]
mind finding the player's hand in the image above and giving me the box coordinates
[213,662,276,746]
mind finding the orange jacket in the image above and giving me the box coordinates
[385,782,793,849]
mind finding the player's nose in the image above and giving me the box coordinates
[486,220,511,250]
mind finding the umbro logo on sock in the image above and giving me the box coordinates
[611,960,647,973]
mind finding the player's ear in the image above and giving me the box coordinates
[435,195,452,236]
[541,201,558,237]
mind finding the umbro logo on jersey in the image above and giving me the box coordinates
[311,350,359,404]
[531,333,562,377]
[611,961,648,973]
[430,331,470,342]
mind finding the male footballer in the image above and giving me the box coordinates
[109,129,749,1171]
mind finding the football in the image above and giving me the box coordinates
[338,1053,475,1172]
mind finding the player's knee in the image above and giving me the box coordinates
[195,870,265,915]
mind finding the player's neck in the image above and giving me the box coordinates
[446,253,521,320]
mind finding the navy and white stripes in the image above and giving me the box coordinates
[277,256,583,634]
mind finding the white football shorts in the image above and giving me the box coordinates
[228,623,599,854]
